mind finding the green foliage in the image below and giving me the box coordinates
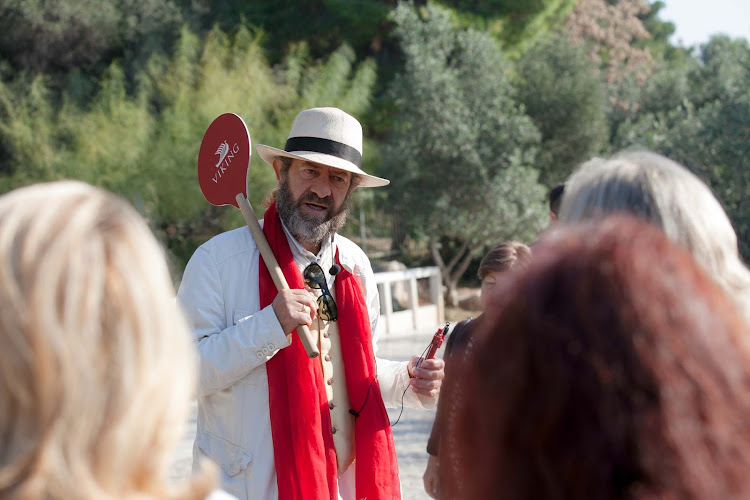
[188,0,577,73]
[140,26,283,223]
[0,76,59,184]
[635,1,682,61]
[190,0,392,63]
[516,35,607,185]
[1,0,747,285]
[0,0,185,75]
[0,26,378,270]
[436,0,577,54]
[614,35,750,259]
[385,2,547,302]
[497,0,578,53]
[695,35,750,105]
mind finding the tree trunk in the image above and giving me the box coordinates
[431,238,485,308]
[444,278,460,308]
[445,241,487,308]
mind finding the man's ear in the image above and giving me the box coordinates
[272,158,284,181]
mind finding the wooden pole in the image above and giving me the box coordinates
[235,193,319,358]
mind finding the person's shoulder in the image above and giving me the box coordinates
[336,233,365,255]
[446,317,474,355]
[197,226,257,264]
[452,318,474,338]
[336,234,370,268]
[456,317,474,328]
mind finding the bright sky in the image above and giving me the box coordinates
[660,0,750,48]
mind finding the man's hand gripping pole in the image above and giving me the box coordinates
[236,194,319,358]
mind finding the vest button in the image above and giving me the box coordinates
[327,378,333,385]
[325,354,331,362]
[323,331,329,338]
[329,402,335,410]
[332,427,337,434]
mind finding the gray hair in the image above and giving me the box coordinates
[560,150,750,321]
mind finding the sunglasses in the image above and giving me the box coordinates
[303,262,338,322]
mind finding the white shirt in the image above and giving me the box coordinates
[178,223,430,500]
[207,490,238,500]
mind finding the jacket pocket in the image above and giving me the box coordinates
[196,430,253,477]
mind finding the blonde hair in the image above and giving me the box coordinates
[560,150,750,319]
[0,181,214,499]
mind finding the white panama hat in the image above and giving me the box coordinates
[256,107,390,188]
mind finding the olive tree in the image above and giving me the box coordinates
[384,2,547,306]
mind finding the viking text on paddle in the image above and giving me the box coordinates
[213,141,241,183]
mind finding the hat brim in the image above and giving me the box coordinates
[256,144,390,188]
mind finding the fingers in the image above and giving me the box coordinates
[409,355,445,398]
[410,376,442,398]
[271,288,318,333]
[407,355,420,376]
[411,358,445,380]
[424,477,439,499]
[423,455,440,499]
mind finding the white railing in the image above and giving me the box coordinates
[373,266,444,335]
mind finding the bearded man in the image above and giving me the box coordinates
[178,107,445,500]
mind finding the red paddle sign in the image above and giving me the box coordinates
[198,113,250,208]
[195,112,320,358]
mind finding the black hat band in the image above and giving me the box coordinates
[284,136,362,168]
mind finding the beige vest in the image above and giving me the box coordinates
[312,288,355,473]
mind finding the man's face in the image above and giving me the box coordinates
[274,158,354,246]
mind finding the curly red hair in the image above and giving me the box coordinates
[442,216,750,499]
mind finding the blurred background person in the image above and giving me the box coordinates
[0,181,227,500]
[423,241,531,499]
[560,150,750,323]
[442,216,750,499]
[547,183,565,223]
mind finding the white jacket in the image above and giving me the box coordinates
[177,225,426,500]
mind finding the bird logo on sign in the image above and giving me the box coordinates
[214,141,230,168]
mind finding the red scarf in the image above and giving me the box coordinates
[260,202,400,500]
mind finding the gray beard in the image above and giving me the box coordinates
[275,179,351,247]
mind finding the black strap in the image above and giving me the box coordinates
[284,136,362,167]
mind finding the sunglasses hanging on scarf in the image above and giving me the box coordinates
[302,235,341,321]
[304,256,450,426]
[303,262,338,322]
